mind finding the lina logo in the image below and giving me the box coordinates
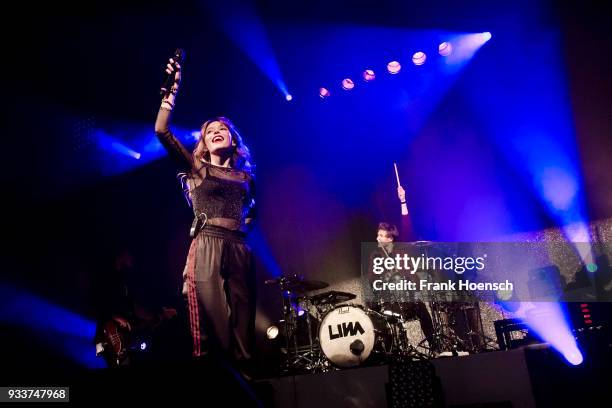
[328,322,365,340]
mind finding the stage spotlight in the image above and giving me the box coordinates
[140,342,147,351]
[497,288,514,301]
[412,51,427,65]
[387,61,401,74]
[285,94,293,101]
[319,87,330,98]
[266,325,279,340]
[363,69,375,81]
[482,32,492,41]
[105,138,141,160]
[494,287,519,312]
[438,42,452,56]
[564,350,584,366]
[341,78,355,90]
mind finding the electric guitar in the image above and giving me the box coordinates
[100,307,177,367]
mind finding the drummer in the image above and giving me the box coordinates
[372,185,438,354]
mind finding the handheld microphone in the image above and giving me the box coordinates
[160,48,185,97]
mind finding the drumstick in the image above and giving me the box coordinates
[393,162,401,187]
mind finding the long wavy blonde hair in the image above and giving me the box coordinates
[193,116,254,175]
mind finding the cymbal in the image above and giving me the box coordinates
[409,240,434,247]
[265,275,329,292]
[309,290,356,305]
[285,279,329,292]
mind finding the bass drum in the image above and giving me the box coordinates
[318,304,393,367]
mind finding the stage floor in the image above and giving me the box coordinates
[257,346,612,407]
[3,346,609,407]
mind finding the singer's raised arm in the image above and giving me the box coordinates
[154,57,194,172]
[154,107,195,171]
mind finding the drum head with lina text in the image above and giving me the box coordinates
[318,305,376,367]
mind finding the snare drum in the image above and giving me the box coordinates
[318,304,393,367]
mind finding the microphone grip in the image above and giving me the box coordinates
[160,48,185,97]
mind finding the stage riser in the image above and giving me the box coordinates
[262,345,611,407]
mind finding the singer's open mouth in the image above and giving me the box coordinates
[212,136,224,143]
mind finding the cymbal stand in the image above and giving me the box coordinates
[456,302,498,353]
[277,280,326,374]
[425,298,469,356]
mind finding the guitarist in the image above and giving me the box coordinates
[97,306,177,368]
[92,248,176,367]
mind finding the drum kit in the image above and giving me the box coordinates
[265,272,493,375]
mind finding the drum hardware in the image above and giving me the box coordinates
[411,275,467,355]
[309,290,356,308]
[265,274,329,293]
[370,306,430,361]
[267,269,500,374]
[318,304,389,367]
[406,242,468,356]
[318,304,430,368]
[266,275,330,374]
[420,299,469,356]
[307,290,357,320]
[449,301,498,353]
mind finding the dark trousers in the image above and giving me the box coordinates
[185,226,256,365]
